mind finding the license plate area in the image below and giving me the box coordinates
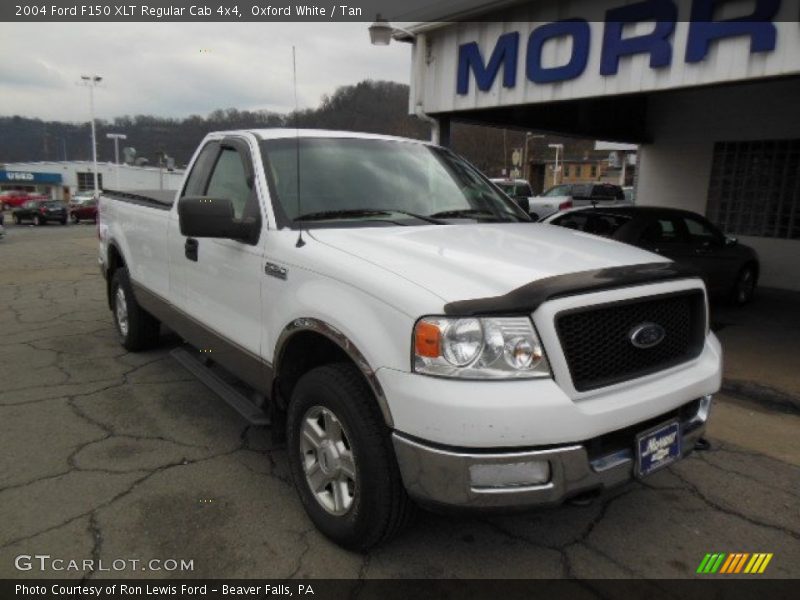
[636,420,681,477]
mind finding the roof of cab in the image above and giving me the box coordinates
[208,128,433,145]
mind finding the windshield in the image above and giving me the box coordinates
[260,138,529,227]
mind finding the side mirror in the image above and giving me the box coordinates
[725,235,738,247]
[178,197,257,242]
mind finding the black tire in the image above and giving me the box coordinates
[13,214,20,225]
[731,265,757,306]
[110,267,160,351]
[286,363,415,551]
[71,214,79,224]
[60,218,67,225]
[33,215,43,226]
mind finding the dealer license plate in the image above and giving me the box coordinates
[636,420,681,477]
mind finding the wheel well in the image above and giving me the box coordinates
[274,331,354,409]
[106,244,126,309]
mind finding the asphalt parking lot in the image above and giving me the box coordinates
[1,221,798,580]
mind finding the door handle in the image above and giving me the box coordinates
[185,237,198,262]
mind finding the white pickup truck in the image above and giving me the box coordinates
[98,130,721,551]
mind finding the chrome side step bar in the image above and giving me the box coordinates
[171,347,271,426]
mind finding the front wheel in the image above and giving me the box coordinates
[60,218,67,225]
[286,363,414,551]
[110,267,160,351]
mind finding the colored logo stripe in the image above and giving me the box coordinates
[720,553,749,573]
[697,553,773,574]
[745,553,773,574]
[697,553,726,573]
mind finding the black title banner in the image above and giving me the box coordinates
[5,0,800,22]
[3,0,399,22]
[2,579,799,600]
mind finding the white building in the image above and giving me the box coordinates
[395,0,800,291]
[0,161,185,201]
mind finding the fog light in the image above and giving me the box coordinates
[469,461,550,489]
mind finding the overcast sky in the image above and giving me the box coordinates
[0,23,412,122]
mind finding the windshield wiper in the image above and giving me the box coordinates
[429,208,508,221]
[294,209,444,225]
[386,209,445,224]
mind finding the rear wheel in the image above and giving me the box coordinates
[732,265,757,306]
[287,363,415,551]
[110,267,160,351]
[71,214,79,224]
[33,215,43,226]
[60,218,67,225]
[13,214,20,225]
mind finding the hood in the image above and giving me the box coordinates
[309,223,668,303]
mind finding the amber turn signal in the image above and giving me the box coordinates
[414,321,441,358]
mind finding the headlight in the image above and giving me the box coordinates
[413,316,550,379]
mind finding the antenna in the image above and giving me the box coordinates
[293,46,305,248]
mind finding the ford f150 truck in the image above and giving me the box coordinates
[98,130,721,551]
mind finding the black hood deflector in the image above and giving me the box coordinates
[443,262,701,316]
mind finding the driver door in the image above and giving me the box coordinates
[169,136,266,381]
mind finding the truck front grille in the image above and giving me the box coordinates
[555,291,706,392]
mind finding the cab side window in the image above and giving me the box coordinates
[182,142,220,197]
[206,148,252,219]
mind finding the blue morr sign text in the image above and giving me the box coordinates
[457,0,780,94]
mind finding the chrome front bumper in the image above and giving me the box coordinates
[392,395,711,509]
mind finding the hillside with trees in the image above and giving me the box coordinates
[0,80,603,179]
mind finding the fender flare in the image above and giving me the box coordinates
[274,317,393,427]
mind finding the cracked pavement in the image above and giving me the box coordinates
[1,223,798,580]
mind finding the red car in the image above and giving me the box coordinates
[70,198,98,223]
[0,190,48,210]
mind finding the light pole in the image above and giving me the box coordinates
[79,74,102,197]
[106,133,127,189]
[548,143,564,187]
[523,133,545,181]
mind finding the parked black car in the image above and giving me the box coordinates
[12,200,68,226]
[544,206,759,305]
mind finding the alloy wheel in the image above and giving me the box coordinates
[115,286,129,338]
[737,269,755,304]
[299,405,357,516]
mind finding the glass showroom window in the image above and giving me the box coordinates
[707,139,800,240]
[77,172,103,192]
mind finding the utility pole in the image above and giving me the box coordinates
[106,133,127,189]
[79,74,103,197]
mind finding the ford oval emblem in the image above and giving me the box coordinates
[629,322,666,349]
